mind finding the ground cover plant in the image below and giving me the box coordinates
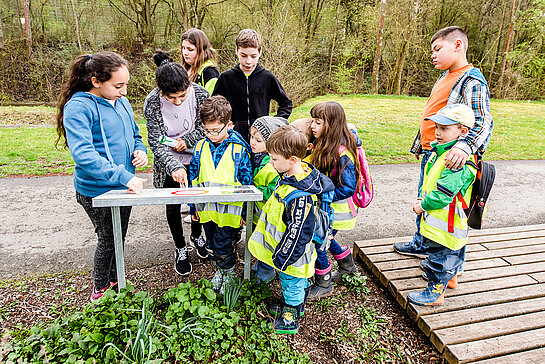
[1,95,544,177]
[0,260,441,363]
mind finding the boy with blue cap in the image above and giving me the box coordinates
[407,104,478,306]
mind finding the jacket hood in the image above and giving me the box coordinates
[217,129,251,151]
[231,64,265,77]
[467,67,488,85]
[278,163,335,195]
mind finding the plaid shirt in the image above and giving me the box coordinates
[443,67,493,157]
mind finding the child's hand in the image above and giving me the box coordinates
[132,150,148,168]
[444,147,468,170]
[412,200,424,215]
[172,168,188,187]
[127,176,146,194]
[191,214,200,222]
[174,138,187,152]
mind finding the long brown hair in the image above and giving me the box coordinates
[310,101,361,185]
[181,28,217,82]
[56,51,128,148]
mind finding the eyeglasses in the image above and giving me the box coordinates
[203,123,228,136]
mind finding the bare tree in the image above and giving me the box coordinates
[496,0,518,98]
[371,0,386,94]
[70,0,82,51]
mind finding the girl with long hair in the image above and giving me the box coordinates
[181,28,219,95]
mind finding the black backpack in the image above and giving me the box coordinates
[463,159,496,229]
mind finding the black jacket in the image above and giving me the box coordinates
[213,64,292,141]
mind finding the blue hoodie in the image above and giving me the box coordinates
[272,164,335,271]
[63,92,147,197]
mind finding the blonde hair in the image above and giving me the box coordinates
[290,118,314,143]
[266,125,307,159]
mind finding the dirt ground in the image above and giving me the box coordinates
[1,160,545,362]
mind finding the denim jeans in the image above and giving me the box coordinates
[254,261,275,283]
[411,150,432,246]
[76,192,132,290]
[420,237,465,283]
[315,230,344,270]
[202,222,237,269]
[279,271,310,306]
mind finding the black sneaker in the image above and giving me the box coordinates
[175,247,192,276]
[191,236,209,259]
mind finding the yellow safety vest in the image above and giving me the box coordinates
[248,183,317,278]
[192,139,245,228]
[252,161,278,226]
[420,152,477,250]
[330,149,358,230]
[197,60,218,95]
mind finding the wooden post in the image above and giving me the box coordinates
[371,0,386,94]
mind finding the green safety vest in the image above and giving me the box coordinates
[252,162,278,226]
[419,151,477,250]
[197,60,218,95]
[330,148,358,230]
[192,139,244,228]
[248,182,317,278]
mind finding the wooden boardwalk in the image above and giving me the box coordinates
[353,224,545,364]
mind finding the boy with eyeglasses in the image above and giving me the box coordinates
[189,96,252,293]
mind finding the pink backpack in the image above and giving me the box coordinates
[337,145,374,209]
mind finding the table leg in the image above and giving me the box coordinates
[111,206,126,290]
[244,201,255,280]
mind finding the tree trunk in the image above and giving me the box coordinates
[22,0,31,56]
[394,1,418,95]
[371,0,386,94]
[70,0,82,52]
[496,0,518,98]
[488,1,508,83]
[328,0,341,78]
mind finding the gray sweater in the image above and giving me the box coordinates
[144,84,209,188]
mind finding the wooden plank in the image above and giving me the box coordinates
[481,236,545,250]
[443,326,545,364]
[470,347,545,364]
[418,296,545,336]
[469,231,545,244]
[399,275,537,312]
[529,272,545,283]
[361,242,486,255]
[407,283,545,321]
[353,235,411,247]
[467,224,545,237]
[503,251,545,265]
[375,258,421,271]
[431,310,545,352]
[466,244,545,261]
[383,258,508,281]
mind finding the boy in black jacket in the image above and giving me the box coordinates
[213,29,292,142]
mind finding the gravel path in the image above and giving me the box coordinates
[1,160,544,278]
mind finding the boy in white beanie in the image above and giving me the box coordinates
[408,104,478,306]
[249,115,289,283]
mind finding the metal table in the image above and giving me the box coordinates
[92,186,263,289]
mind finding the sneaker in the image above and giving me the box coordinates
[192,236,209,259]
[422,271,458,289]
[407,281,448,306]
[175,247,192,276]
[183,215,192,224]
[90,285,109,302]
[393,240,428,259]
[180,203,190,214]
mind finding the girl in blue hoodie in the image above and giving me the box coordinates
[56,51,148,301]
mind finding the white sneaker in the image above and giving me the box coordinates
[180,204,190,214]
[184,215,192,224]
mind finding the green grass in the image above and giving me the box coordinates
[1,95,544,177]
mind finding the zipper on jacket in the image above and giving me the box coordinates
[246,76,250,130]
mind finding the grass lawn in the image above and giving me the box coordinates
[1,95,544,177]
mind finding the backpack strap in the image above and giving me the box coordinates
[231,143,243,183]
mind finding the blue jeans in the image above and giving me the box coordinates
[254,261,275,283]
[279,271,310,306]
[420,237,465,283]
[315,230,345,270]
[202,222,238,269]
[411,150,432,246]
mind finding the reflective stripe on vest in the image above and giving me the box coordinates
[419,151,476,250]
[331,148,358,230]
[198,60,218,95]
[248,183,317,278]
[252,162,278,225]
[192,139,244,228]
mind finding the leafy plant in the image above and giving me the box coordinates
[222,277,243,312]
[341,272,370,295]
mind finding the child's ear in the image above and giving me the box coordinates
[90,76,100,88]
[461,126,469,135]
[227,121,234,130]
[307,142,313,151]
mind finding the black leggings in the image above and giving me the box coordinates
[76,191,132,290]
[164,174,201,248]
